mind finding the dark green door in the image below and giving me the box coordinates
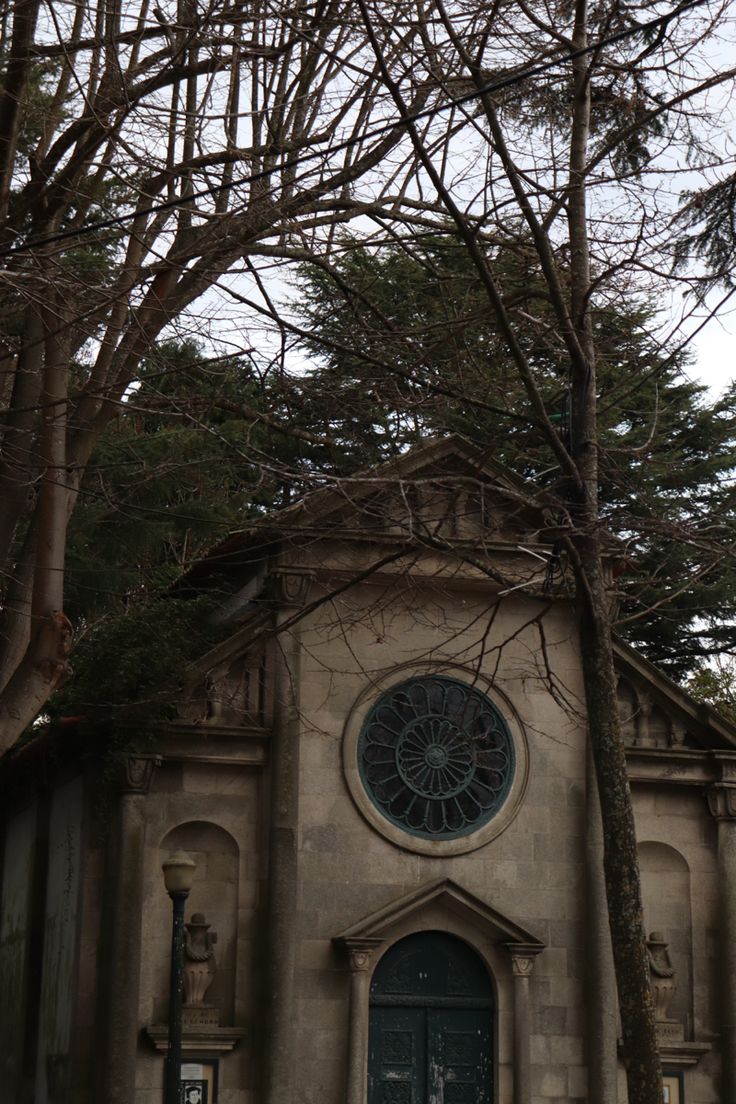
[369,1006,426,1104]
[368,932,494,1104]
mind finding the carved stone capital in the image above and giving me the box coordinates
[121,754,161,794]
[268,569,315,609]
[506,943,542,977]
[335,936,384,973]
[713,754,736,784]
[707,783,736,821]
[510,955,535,978]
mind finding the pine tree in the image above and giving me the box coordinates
[294,237,736,676]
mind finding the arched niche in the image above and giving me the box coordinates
[638,841,692,1031]
[157,821,239,1022]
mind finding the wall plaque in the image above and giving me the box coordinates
[180,1061,216,1104]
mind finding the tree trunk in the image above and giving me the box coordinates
[0,308,73,750]
[565,0,661,1092]
[574,541,662,1102]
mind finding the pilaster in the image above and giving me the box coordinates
[507,944,542,1104]
[264,571,311,1104]
[335,936,384,1104]
[707,780,736,1101]
[104,755,160,1104]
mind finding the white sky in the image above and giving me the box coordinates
[692,308,736,397]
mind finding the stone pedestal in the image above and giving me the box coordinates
[656,1020,685,1044]
[183,1005,220,1028]
[146,1024,246,1054]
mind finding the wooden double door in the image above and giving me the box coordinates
[368,932,494,1104]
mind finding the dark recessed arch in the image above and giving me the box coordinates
[369,931,494,1104]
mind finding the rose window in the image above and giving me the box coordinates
[358,676,514,839]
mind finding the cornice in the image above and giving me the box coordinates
[626,747,736,788]
[149,721,271,768]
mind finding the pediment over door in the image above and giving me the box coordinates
[333,878,543,1104]
[333,878,545,961]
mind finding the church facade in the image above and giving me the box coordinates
[1,436,735,1104]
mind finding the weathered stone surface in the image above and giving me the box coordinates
[35,778,84,1104]
[0,801,36,1104]
[2,441,731,1104]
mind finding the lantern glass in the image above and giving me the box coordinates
[162,850,196,894]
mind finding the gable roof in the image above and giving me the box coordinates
[178,434,548,590]
[269,434,536,529]
[173,435,736,756]
[614,636,736,750]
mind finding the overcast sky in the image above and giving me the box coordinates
[692,299,736,397]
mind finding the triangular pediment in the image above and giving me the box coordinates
[334,878,544,952]
[263,435,544,544]
[614,637,736,752]
[179,436,553,591]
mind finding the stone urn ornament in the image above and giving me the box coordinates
[646,931,676,1021]
[183,912,217,1007]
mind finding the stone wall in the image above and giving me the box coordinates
[290,580,589,1104]
[0,801,37,1104]
[34,777,84,1104]
[134,763,264,1104]
[633,786,719,1104]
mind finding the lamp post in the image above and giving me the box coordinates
[162,850,196,1104]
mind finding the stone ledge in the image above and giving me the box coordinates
[625,747,715,786]
[617,1038,711,1069]
[145,1025,247,1054]
[150,722,271,768]
[659,1041,712,1069]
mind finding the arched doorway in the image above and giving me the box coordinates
[368,931,494,1103]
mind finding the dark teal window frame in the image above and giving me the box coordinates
[358,675,515,840]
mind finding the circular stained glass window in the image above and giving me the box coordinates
[358,676,515,840]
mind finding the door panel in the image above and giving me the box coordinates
[429,1009,492,1104]
[368,933,494,1104]
[369,1007,492,1104]
[369,1006,426,1104]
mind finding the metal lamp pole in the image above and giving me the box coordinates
[162,851,196,1104]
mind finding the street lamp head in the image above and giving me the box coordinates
[162,850,196,895]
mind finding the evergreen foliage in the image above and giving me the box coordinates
[687,659,736,723]
[294,237,736,676]
[56,238,736,721]
[58,337,374,720]
[48,593,222,723]
[65,341,271,621]
[675,173,736,293]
